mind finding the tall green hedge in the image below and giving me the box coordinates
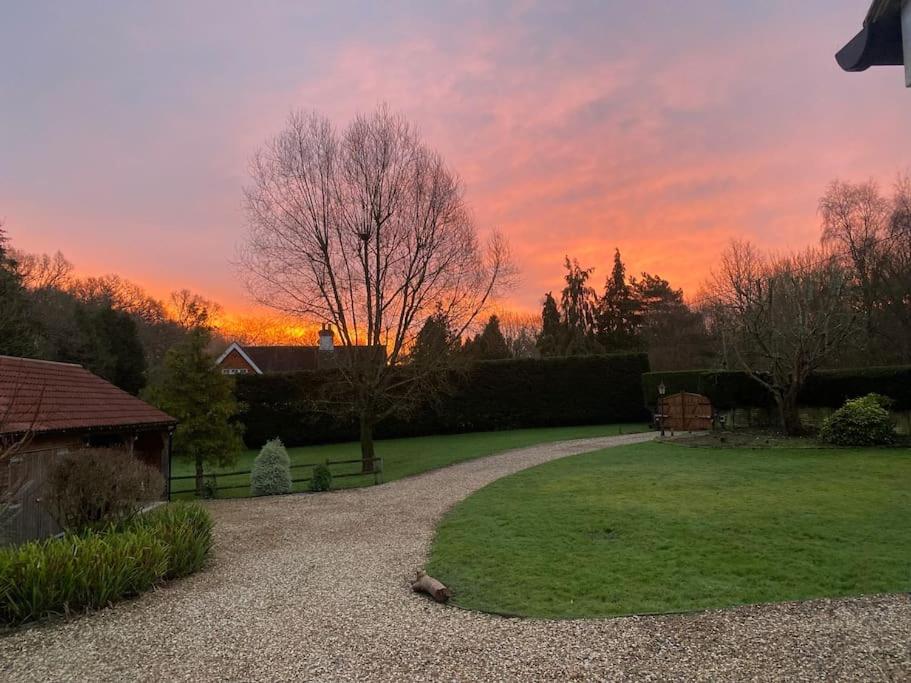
[642,365,911,411]
[236,354,650,447]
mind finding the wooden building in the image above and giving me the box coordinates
[0,356,176,541]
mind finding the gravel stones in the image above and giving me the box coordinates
[2,432,908,682]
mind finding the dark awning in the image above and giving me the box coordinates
[836,0,905,72]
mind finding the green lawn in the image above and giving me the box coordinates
[426,442,911,618]
[170,423,646,498]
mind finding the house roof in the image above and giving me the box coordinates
[0,356,176,436]
[836,0,905,72]
[244,345,321,373]
[216,342,387,374]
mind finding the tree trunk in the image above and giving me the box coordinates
[360,412,376,474]
[411,571,452,603]
[195,456,204,498]
[776,388,803,436]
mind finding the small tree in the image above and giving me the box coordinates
[704,241,856,435]
[250,438,292,496]
[146,329,243,496]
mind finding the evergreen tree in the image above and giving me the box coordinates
[411,307,457,365]
[250,438,292,496]
[559,258,603,355]
[630,272,712,369]
[146,328,243,496]
[536,292,565,357]
[596,249,639,351]
[94,306,147,394]
[464,315,510,360]
[0,225,36,357]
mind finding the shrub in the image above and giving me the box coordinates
[311,464,332,492]
[250,438,293,496]
[0,502,213,626]
[0,528,168,625]
[46,448,165,531]
[819,394,896,446]
[123,502,214,579]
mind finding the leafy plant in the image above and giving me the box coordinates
[250,438,292,496]
[819,394,896,446]
[0,502,213,626]
[122,502,214,579]
[47,448,165,531]
[310,464,332,492]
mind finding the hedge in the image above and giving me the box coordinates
[236,354,650,447]
[642,365,911,411]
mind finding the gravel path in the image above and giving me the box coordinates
[2,432,909,682]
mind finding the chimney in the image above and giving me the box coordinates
[318,324,335,352]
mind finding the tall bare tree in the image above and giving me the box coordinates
[704,241,856,435]
[241,106,512,470]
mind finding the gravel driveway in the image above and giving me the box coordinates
[2,432,909,682]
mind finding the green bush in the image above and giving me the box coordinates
[819,394,896,446]
[250,438,293,496]
[310,464,333,492]
[0,502,213,626]
[237,354,651,447]
[46,448,165,531]
[123,502,214,579]
[0,528,167,625]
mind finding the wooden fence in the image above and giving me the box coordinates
[169,457,384,498]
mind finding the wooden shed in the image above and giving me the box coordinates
[0,356,177,542]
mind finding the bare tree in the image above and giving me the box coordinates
[818,179,890,334]
[496,310,541,358]
[69,274,169,325]
[704,241,856,435]
[169,289,222,331]
[12,249,74,290]
[241,106,513,470]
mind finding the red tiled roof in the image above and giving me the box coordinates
[0,356,176,436]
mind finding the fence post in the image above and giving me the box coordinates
[374,458,383,485]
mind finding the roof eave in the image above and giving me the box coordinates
[1,419,178,440]
[836,7,905,72]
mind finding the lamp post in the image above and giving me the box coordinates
[658,381,666,437]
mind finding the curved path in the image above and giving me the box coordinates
[2,432,909,681]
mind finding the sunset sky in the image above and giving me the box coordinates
[2,1,909,319]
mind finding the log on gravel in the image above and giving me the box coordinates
[411,571,452,603]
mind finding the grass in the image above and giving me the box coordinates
[170,423,646,498]
[426,441,911,619]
